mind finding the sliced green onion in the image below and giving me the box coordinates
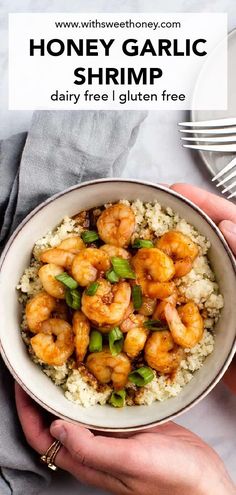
[81,230,99,243]
[89,330,103,352]
[65,289,81,310]
[110,389,126,408]
[109,327,124,356]
[132,239,154,249]
[85,282,99,296]
[144,319,168,331]
[55,272,78,290]
[111,257,136,280]
[132,285,142,310]
[129,367,154,387]
[106,269,119,283]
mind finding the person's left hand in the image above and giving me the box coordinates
[15,383,235,495]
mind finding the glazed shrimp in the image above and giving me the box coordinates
[156,231,198,278]
[71,248,111,286]
[38,263,66,299]
[73,310,90,362]
[121,301,134,322]
[153,288,178,321]
[57,236,85,253]
[30,318,74,366]
[40,248,75,270]
[25,291,56,333]
[86,348,131,390]
[132,248,175,299]
[100,244,131,260]
[82,279,131,328]
[145,330,183,374]
[138,297,156,316]
[120,313,145,333]
[97,204,135,248]
[164,302,204,348]
[122,314,149,359]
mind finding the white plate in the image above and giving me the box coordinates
[191,29,236,196]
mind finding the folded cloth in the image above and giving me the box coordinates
[0,110,147,494]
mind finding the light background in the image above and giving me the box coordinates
[0,1,236,494]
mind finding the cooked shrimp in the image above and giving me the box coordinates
[71,248,110,286]
[121,301,134,322]
[73,310,90,362]
[132,248,175,299]
[138,297,156,316]
[156,231,198,278]
[164,302,204,348]
[82,279,131,328]
[100,301,134,334]
[145,330,183,374]
[153,288,178,321]
[38,263,66,299]
[100,244,131,260]
[120,313,145,333]
[25,291,56,333]
[58,236,85,253]
[122,315,149,359]
[86,348,131,390]
[30,318,74,366]
[97,204,135,248]
[40,248,75,269]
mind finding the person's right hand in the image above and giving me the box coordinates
[170,184,236,394]
[15,384,236,495]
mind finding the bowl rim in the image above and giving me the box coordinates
[0,178,236,432]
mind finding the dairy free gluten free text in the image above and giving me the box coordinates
[51,89,186,105]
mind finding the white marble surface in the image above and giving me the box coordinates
[0,0,236,493]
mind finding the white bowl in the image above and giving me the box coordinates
[0,179,235,432]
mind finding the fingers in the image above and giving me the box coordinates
[15,385,128,493]
[68,464,129,495]
[15,384,78,472]
[50,420,136,476]
[219,220,236,255]
[170,183,236,224]
[15,382,53,454]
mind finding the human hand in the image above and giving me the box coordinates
[170,183,236,395]
[170,183,236,253]
[15,384,235,495]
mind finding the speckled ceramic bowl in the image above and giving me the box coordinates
[0,179,235,432]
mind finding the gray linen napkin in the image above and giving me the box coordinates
[0,110,147,495]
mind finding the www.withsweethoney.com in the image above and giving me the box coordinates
[54,18,182,30]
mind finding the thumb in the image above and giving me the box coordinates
[50,420,130,474]
[219,220,236,255]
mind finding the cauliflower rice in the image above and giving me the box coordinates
[17,200,223,407]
